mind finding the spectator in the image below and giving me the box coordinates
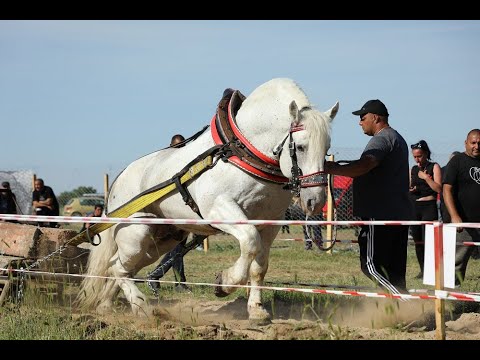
[439,151,461,222]
[0,181,18,216]
[288,200,323,250]
[80,203,104,233]
[147,134,201,293]
[325,99,413,294]
[408,140,442,279]
[32,178,60,228]
[443,129,480,287]
[303,214,323,250]
[281,207,291,234]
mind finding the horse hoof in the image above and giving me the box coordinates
[214,272,229,298]
[249,317,272,327]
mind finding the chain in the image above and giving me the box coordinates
[14,243,69,303]
[26,243,69,271]
[16,267,25,305]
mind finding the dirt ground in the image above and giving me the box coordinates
[78,295,480,340]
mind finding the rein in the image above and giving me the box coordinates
[312,159,354,252]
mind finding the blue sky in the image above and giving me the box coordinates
[1,20,478,194]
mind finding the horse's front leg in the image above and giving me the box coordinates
[247,225,278,324]
[214,223,261,296]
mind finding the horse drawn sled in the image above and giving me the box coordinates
[0,221,90,306]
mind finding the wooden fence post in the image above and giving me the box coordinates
[104,174,109,203]
[434,222,446,340]
[325,154,334,254]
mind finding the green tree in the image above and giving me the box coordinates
[57,186,98,207]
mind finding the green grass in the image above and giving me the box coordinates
[2,229,480,339]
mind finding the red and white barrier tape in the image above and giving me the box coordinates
[277,238,358,243]
[2,267,480,303]
[2,214,479,228]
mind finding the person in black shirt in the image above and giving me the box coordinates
[443,129,480,287]
[325,99,413,295]
[0,181,18,216]
[147,134,203,294]
[439,151,461,222]
[80,204,104,233]
[32,178,60,228]
[408,140,442,279]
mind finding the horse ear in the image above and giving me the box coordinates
[289,100,298,119]
[325,101,340,121]
[289,100,300,124]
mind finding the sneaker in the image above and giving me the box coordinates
[175,284,192,293]
[304,240,313,250]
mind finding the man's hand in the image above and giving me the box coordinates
[451,214,464,233]
[324,161,339,174]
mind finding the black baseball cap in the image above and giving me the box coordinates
[352,99,389,117]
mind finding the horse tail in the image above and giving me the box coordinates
[75,226,118,310]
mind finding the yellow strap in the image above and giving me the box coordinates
[67,156,213,246]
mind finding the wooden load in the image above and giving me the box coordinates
[0,222,90,274]
[0,222,92,305]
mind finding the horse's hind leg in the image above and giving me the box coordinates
[105,223,162,316]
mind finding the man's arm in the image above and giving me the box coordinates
[325,154,379,178]
[443,183,463,232]
[32,197,54,209]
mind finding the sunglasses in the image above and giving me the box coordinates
[411,143,423,149]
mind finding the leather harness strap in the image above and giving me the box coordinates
[67,145,222,246]
[212,90,289,184]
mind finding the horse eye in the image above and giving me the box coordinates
[297,145,305,152]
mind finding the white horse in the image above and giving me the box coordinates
[76,78,339,323]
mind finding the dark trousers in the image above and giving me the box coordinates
[410,200,438,275]
[156,239,187,283]
[358,222,409,294]
[35,207,58,228]
[303,224,323,240]
[454,228,480,286]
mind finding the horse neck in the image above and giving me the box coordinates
[235,101,290,156]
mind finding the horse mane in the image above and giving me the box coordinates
[246,78,332,162]
[302,107,332,162]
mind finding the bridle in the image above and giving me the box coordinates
[273,123,328,197]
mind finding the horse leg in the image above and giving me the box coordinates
[247,225,278,324]
[214,222,261,296]
[95,281,121,314]
[101,223,163,316]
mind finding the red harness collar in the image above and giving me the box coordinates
[210,96,289,184]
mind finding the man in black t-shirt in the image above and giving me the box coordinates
[439,151,461,223]
[32,178,60,228]
[443,129,480,286]
[325,99,414,295]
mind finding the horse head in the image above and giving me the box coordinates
[236,78,339,216]
[277,97,339,216]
